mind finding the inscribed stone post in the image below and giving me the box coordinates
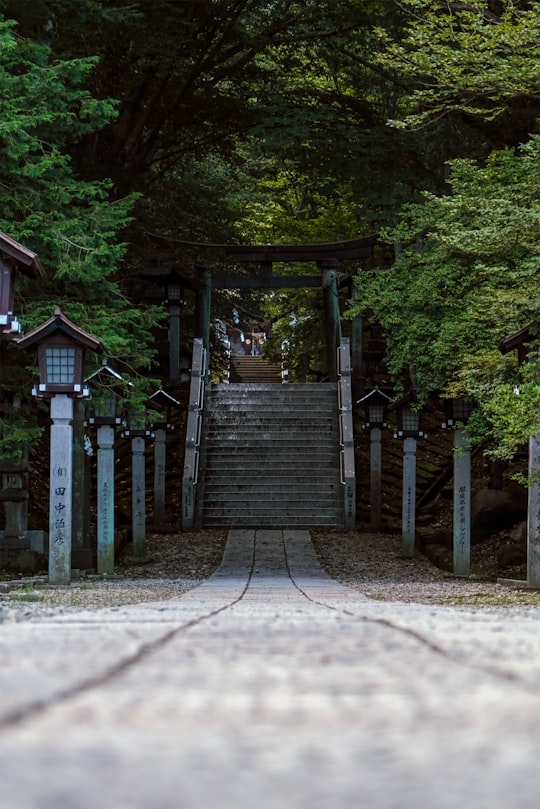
[131,436,146,560]
[527,434,540,588]
[153,427,166,525]
[453,427,471,577]
[402,436,417,558]
[370,427,383,529]
[49,394,74,585]
[97,424,115,574]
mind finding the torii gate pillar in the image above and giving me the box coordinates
[195,262,213,358]
[319,259,341,382]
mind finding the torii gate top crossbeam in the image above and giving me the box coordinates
[148,233,376,264]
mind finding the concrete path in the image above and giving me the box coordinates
[1,529,540,809]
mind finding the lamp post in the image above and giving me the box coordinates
[389,392,426,558]
[443,397,475,577]
[86,362,124,574]
[18,308,103,584]
[122,409,153,561]
[147,389,181,526]
[357,388,392,529]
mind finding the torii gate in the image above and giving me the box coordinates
[144,234,377,382]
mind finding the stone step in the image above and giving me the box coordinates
[205,437,339,448]
[202,504,343,517]
[199,377,343,528]
[207,388,336,397]
[202,514,343,527]
[205,457,341,470]
[203,482,341,494]
[210,382,335,392]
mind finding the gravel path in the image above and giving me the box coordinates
[1,528,539,622]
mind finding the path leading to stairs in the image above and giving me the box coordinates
[1,529,540,809]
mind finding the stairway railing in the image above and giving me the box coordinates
[337,337,356,529]
[182,338,207,529]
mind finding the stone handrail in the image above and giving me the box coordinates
[182,338,207,529]
[337,338,356,529]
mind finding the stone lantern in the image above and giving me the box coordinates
[388,391,426,558]
[356,388,392,529]
[0,230,44,339]
[85,361,126,574]
[18,308,103,584]
[147,389,181,525]
[0,231,44,572]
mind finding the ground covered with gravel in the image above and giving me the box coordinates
[1,528,539,622]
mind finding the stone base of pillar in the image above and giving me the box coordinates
[0,548,42,575]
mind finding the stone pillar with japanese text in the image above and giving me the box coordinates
[153,427,166,525]
[527,434,540,588]
[97,424,115,574]
[402,437,417,558]
[49,395,74,585]
[131,436,146,560]
[453,427,471,577]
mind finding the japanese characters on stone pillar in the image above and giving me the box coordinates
[442,397,474,578]
[527,435,540,588]
[122,414,153,562]
[18,308,103,585]
[49,395,74,583]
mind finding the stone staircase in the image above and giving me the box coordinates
[198,382,344,528]
[229,355,282,383]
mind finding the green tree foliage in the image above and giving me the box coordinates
[0,14,162,458]
[352,137,540,458]
[376,0,540,139]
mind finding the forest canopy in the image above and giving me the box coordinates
[0,0,539,461]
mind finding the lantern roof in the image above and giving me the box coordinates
[17,306,103,352]
[147,389,181,413]
[85,359,124,385]
[0,230,45,277]
[387,390,418,413]
[356,388,393,407]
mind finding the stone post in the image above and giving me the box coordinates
[97,424,115,574]
[370,427,383,529]
[402,436,417,558]
[527,434,540,588]
[453,427,471,577]
[131,436,146,560]
[49,394,74,585]
[153,427,167,525]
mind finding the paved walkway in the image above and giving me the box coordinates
[1,529,540,808]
